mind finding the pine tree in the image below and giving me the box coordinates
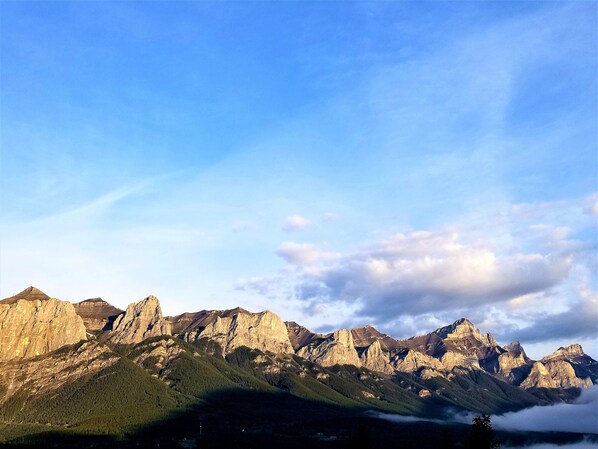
[469,414,500,449]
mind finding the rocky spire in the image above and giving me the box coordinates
[109,296,171,345]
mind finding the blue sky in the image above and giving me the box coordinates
[1,1,596,359]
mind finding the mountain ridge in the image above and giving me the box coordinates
[1,286,596,446]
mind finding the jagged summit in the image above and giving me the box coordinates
[543,344,586,361]
[109,295,171,345]
[1,286,51,304]
[185,309,294,356]
[433,318,475,338]
[433,318,497,346]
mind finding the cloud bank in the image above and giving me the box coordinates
[289,230,573,326]
[491,387,598,435]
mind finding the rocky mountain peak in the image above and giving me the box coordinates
[285,321,322,351]
[109,295,171,345]
[544,344,585,361]
[351,325,387,347]
[185,308,294,356]
[297,328,361,367]
[505,341,524,353]
[1,286,50,305]
[434,318,475,338]
[0,290,86,360]
[73,298,123,332]
[434,318,497,347]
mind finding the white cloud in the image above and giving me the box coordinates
[282,214,312,232]
[292,230,572,319]
[492,387,598,435]
[276,242,336,267]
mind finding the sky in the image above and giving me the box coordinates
[1,1,597,360]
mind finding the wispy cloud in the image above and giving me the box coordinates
[276,242,337,267]
[282,215,312,232]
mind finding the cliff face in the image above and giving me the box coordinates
[520,359,592,389]
[0,288,87,361]
[109,296,171,345]
[297,329,361,367]
[359,340,393,374]
[497,349,531,384]
[73,298,123,332]
[285,321,322,351]
[184,309,294,356]
[390,348,444,373]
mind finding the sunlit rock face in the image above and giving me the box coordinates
[497,345,531,384]
[540,344,598,384]
[298,329,361,367]
[73,298,123,332]
[390,348,443,373]
[109,296,171,345]
[0,341,118,403]
[185,309,294,356]
[520,360,592,389]
[0,287,87,361]
[434,318,497,347]
[359,340,393,374]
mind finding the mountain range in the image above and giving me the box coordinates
[0,286,596,448]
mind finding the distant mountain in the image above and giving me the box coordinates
[0,286,596,447]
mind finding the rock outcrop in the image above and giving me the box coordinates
[298,329,361,367]
[184,309,294,356]
[0,340,118,404]
[359,340,393,374]
[520,360,592,389]
[0,288,87,361]
[73,298,123,332]
[540,344,598,383]
[351,325,387,347]
[285,321,322,351]
[109,296,171,345]
[497,345,531,384]
[434,318,499,351]
[390,348,444,373]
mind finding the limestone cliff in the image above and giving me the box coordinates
[184,309,294,356]
[497,346,531,384]
[109,296,171,345]
[0,288,87,361]
[390,348,444,373]
[541,344,598,383]
[359,340,393,374]
[297,329,361,367]
[520,360,592,389]
[73,298,123,332]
